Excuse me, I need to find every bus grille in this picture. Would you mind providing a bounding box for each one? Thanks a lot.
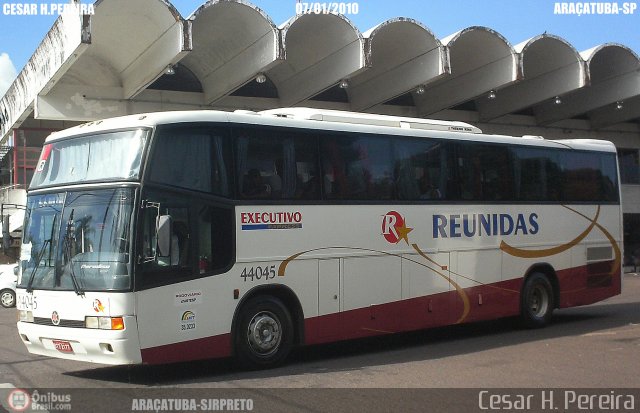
[33,317,85,328]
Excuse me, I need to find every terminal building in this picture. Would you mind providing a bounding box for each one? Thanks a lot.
[0,0,639,267]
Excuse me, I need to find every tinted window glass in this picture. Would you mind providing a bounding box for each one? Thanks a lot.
[454,143,514,201]
[139,189,234,288]
[321,134,394,200]
[600,153,620,201]
[562,151,618,202]
[196,202,234,273]
[235,129,319,200]
[150,127,230,196]
[395,140,449,200]
[512,147,562,202]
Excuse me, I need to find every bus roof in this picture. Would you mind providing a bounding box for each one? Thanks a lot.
[45,109,617,153]
[257,108,483,134]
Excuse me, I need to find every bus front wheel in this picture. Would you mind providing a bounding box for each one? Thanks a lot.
[520,273,554,328]
[235,295,294,369]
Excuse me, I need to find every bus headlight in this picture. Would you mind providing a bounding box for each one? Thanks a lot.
[18,310,34,322]
[85,316,125,330]
[85,316,99,329]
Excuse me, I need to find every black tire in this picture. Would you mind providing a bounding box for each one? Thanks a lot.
[234,296,294,369]
[1,289,16,308]
[520,273,554,328]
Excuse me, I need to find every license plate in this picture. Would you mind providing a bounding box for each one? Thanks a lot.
[52,340,74,353]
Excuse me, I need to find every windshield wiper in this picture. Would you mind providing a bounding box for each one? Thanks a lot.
[26,213,58,293]
[64,209,84,296]
[26,239,50,293]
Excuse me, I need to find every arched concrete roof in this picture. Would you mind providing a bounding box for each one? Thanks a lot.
[584,43,640,81]
[348,18,447,111]
[3,0,640,141]
[266,12,366,107]
[34,0,190,122]
[477,34,585,121]
[182,0,280,104]
[535,43,640,126]
[583,44,640,128]
[415,26,518,116]
[73,0,188,97]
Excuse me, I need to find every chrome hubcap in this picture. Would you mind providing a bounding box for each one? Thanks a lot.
[247,311,281,356]
[1,291,14,307]
[530,285,549,317]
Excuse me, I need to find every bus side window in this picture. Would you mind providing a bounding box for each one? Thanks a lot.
[235,129,319,200]
[320,134,393,200]
[455,145,482,200]
[149,126,230,198]
[196,203,233,274]
[512,147,562,202]
[455,143,513,201]
[237,133,284,199]
[394,140,447,201]
[561,151,617,202]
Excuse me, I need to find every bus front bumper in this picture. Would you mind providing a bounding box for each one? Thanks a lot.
[16,316,142,365]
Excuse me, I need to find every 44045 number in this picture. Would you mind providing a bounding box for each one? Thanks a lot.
[240,265,276,282]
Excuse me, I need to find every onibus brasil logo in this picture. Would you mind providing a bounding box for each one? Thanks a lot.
[7,389,31,412]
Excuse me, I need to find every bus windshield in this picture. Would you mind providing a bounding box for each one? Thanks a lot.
[18,188,135,292]
[29,129,148,189]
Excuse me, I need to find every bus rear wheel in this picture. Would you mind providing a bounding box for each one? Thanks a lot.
[520,273,554,328]
[235,296,293,369]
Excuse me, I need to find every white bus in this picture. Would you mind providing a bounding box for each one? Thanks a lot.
[15,108,622,368]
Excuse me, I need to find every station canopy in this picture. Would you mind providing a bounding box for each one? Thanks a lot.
[0,0,639,142]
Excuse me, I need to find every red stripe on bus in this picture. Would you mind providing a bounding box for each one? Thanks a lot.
[556,260,621,308]
[305,261,620,345]
[305,278,524,345]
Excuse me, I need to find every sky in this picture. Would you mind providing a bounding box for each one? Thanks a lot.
[0,0,638,96]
